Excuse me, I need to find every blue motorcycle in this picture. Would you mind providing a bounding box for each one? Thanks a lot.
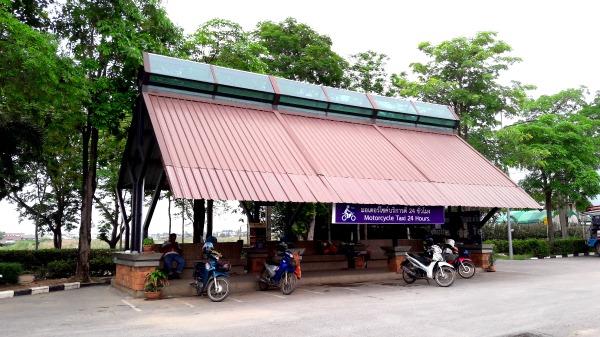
[192,252,230,302]
[258,244,301,295]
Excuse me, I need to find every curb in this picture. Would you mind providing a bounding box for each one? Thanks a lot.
[529,252,595,260]
[0,279,110,299]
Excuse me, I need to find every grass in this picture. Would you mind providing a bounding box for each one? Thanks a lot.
[0,239,110,250]
[494,253,534,260]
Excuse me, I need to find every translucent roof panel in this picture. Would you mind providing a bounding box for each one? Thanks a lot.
[276,77,328,101]
[413,101,457,120]
[147,53,214,83]
[324,87,372,109]
[372,95,418,115]
[213,66,273,93]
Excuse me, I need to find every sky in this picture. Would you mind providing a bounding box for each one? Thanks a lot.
[1,0,599,236]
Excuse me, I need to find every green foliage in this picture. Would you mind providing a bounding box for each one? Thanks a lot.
[255,17,348,86]
[483,223,585,240]
[185,18,268,72]
[392,31,532,159]
[143,237,154,246]
[0,248,113,271]
[0,262,23,284]
[144,269,168,292]
[90,256,115,277]
[346,50,393,96]
[486,238,590,256]
[47,259,75,278]
[0,4,84,200]
[498,109,600,236]
[0,231,4,240]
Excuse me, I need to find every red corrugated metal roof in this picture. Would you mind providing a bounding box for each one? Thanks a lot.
[144,91,540,209]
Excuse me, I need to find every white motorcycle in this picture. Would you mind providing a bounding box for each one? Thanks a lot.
[401,245,456,287]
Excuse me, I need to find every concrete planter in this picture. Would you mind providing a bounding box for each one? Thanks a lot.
[18,274,35,285]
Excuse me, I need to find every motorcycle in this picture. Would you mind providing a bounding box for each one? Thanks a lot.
[401,244,456,287]
[443,244,476,279]
[258,244,302,295]
[192,251,231,302]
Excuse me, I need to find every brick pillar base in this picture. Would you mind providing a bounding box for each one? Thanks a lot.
[469,252,491,269]
[247,251,268,274]
[387,254,406,273]
[113,252,161,296]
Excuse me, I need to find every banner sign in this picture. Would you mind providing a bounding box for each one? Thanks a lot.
[332,203,445,225]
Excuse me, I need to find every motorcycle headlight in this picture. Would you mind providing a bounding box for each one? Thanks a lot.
[205,262,210,269]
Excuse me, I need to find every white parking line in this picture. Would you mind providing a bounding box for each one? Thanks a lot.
[121,299,142,312]
[174,298,195,308]
[300,289,324,295]
[266,293,287,299]
[229,297,244,303]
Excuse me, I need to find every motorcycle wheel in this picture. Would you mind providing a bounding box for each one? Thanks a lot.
[402,268,416,284]
[280,271,297,295]
[434,265,456,287]
[457,261,476,279]
[258,270,270,291]
[194,281,203,296]
[207,277,230,302]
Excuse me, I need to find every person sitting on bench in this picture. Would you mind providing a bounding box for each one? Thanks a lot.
[161,233,185,279]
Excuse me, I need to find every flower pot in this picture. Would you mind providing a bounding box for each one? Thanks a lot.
[144,291,161,300]
[143,245,154,253]
[18,274,35,285]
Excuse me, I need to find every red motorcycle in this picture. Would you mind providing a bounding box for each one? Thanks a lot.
[443,240,476,279]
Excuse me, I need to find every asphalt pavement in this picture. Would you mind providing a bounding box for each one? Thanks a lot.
[0,257,599,337]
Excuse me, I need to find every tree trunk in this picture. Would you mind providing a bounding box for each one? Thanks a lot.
[193,199,205,243]
[545,189,554,242]
[34,221,39,251]
[53,226,62,249]
[76,125,98,282]
[559,204,568,238]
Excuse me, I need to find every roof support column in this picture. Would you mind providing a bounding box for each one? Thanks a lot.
[206,199,214,238]
[131,177,145,252]
[116,188,130,251]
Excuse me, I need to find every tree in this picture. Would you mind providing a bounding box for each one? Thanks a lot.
[0,231,4,240]
[522,87,589,119]
[55,0,183,281]
[392,31,532,159]
[95,132,128,249]
[185,19,268,73]
[255,17,348,86]
[10,0,54,30]
[0,2,83,200]
[346,50,394,96]
[498,112,600,241]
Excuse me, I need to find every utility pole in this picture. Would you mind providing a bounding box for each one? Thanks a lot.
[507,208,513,259]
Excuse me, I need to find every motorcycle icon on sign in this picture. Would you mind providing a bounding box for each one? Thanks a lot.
[341,205,357,222]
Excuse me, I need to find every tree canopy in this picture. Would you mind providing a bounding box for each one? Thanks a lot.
[392,31,532,158]
[498,96,600,240]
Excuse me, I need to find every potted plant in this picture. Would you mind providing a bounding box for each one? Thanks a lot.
[18,271,35,285]
[486,252,496,272]
[142,237,155,253]
[144,269,169,300]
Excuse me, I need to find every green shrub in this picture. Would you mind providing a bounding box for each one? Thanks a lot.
[143,237,154,245]
[90,256,115,277]
[0,262,23,284]
[0,249,114,276]
[47,260,75,278]
[486,238,589,257]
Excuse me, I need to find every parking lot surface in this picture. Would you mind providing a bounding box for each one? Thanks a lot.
[1,257,599,337]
